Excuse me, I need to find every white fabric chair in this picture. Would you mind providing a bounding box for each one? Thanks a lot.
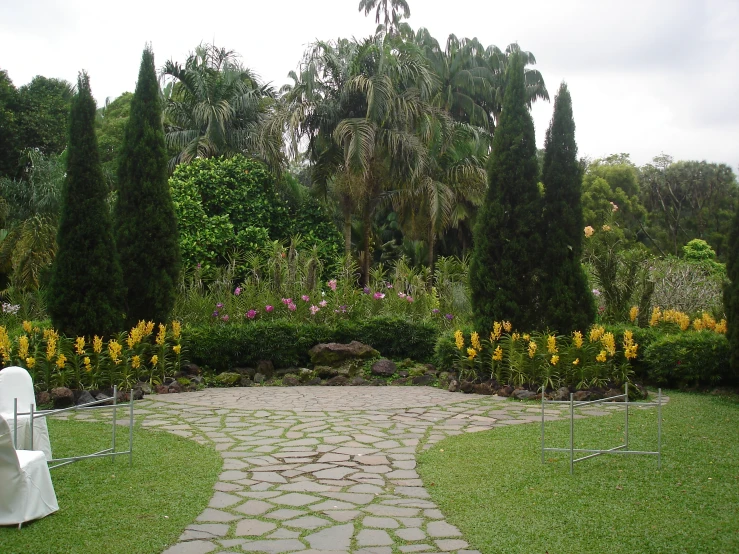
[0,414,59,527]
[0,366,53,460]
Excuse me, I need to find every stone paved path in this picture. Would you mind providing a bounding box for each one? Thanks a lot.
[61,386,664,554]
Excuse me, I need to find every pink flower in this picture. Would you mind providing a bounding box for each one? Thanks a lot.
[246,309,257,319]
[265,305,274,312]
[327,279,337,291]
[397,292,406,298]
[301,295,310,302]
[406,296,414,303]
[234,287,241,296]
[310,305,320,315]
[288,302,297,311]
[386,282,393,289]
[281,297,292,305]
[221,315,229,322]
[373,292,385,300]
[319,300,328,307]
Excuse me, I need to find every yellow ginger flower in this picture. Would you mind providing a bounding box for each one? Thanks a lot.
[523,333,530,342]
[93,335,103,354]
[547,334,558,354]
[589,326,605,343]
[56,353,67,369]
[18,335,29,359]
[173,344,181,355]
[43,328,59,341]
[601,332,616,357]
[108,340,122,365]
[22,320,33,334]
[692,318,704,331]
[127,326,143,349]
[572,358,580,366]
[75,336,86,355]
[492,346,503,361]
[471,332,482,351]
[701,312,716,330]
[131,355,141,369]
[0,327,10,362]
[602,224,611,232]
[629,306,639,322]
[150,354,158,366]
[596,350,607,362]
[502,321,512,332]
[715,319,727,334]
[649,307,662,327]
[572,330,584,349]
[156,324,167,346]
[172,321,182,340]
[454,330,465,350]
[144,321,155,335]
[491,321,502,341]
[46,336,57,361]
[623,330,638,360]
[528,341,537,358]
[83,357,91,372]
[25,357,35,369]
[467,348,477,360]
[511,332,520,342]
[550,355,559,365]
[584,226,594,238]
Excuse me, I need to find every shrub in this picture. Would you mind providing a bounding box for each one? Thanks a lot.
[643,332,734,387]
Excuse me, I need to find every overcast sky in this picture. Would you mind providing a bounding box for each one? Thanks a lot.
[2,0,737,170]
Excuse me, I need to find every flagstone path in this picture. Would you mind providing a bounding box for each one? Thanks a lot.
[63,386,665,554]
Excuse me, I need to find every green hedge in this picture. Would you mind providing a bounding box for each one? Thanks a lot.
[183,317,439,371]
[643,331,734,387]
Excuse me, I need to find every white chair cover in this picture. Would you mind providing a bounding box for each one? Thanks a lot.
[0,366,52,460]
[0,414,59,526]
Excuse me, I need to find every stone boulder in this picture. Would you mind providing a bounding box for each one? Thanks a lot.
[513,388,537,400]
[325,375,349,386]
[76,390,96,406]
[168,381,182,394]
[309,341,379,366]
[351,377,370,386]
[155,384,169,394]
[552,387,570,401]
[473,383,495,396]
[256,360,274,379]
[35,391,51,407]
[215,372,241,386]
[51,387,74,408]
[282,374,300,387]
[497,385,514,397]
[447,379,459,393]
[412,374,435,386]
[605,388,625,401]
[460,381,475,394]
[181,363,201,376]
[371,358,397,377]
[573,390,592,402]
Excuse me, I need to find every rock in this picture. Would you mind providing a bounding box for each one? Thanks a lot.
[282,374,300,387]
[370,378,387,386]
[573,390,592,401]
[93,392,111,404]
[412,374,435,386]
[497,385,514,397]
[552,387,570,401]
[155,384,169,394]
[298,368,313,382]
[256,360,274,378]
[76,390,96,406]
[513,389,537,400]
[351,377,369,386]
[313,365,338,378]
[253,373,266,384]
[460,381,475,394]
[239,376,252,387]
[181,363,201,376]
[392,377,409,386]
[215,372,240,386]
[305,377,322,386]
[135,382,152,395]
[35,391,51,407]
[308,341,379,366]
[605,388,625,401]
[168,381,183,394]
[50,387,74,408]
[631,383,649,400]
[371,358,397,376]
[447,379,459,392]
[132,388,145,400]
[190,375,203,386]
[473,383,495,395]
[424,363,437,374]
[326,375,349,386]
[397,369,409,378]
[232,367,254,377]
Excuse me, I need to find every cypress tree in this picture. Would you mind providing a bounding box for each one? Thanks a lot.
[469,53,543,333]
[115,46,181,327]
[540,82,595,333]
[47,72,124,336]
[724,204,739,377]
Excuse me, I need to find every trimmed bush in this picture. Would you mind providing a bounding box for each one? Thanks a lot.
[643,332,734,387]
[183,317,439,371]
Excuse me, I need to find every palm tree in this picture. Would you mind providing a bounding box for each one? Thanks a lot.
[358,0,411,35]
[161,43,285,171]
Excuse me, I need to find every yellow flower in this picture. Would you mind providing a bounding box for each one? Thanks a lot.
[550,355,559,365]
[629,306,639,322]
[25,357,36,369]
[601,332,616,357]
[584,226,594,238]
[172,320,182,340]
[715,319,727,334]
[502,321,512,333]
[649,306,662,327]
[491,321,502,341]
[127,326,143,349]
[624,345,638,360]
[56,353,67,369]
[150,354,158,366]
[144,321,155,335]
[692,318,704,331]
[701,312,716,331]
[572,330,583,349]
[492,346,503,361]
[467,347,477,360]
[572,358,580,366]
[454,330,465,350]
[528,341,537,358]
[46,336,57,361]
[93,335,103,354]
[75,336,86,355]
[156,324,167,346]
[108,340,122,365]
[131,355,141,369]
[471,332,482,351]
[596,350,607,363]
[173,344,181,355]
[602,224,611,232]
[546,334,557,354]
[18,335,29,359]
[589,326,605,343]
[511,332,520,342]
[523,333,530,342]
[22,320,32,334]
[83,357,91,371]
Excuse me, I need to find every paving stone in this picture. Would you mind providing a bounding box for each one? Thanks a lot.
[435,539,469,551]
[324,492,375,504]
[267,529,301,539]
[180,524,229,540]
[284,515,331,529]
[241,539,307,553]
[363,516,399,529]
[423,509,444,519]
[305,523,354,550]
[310,500,357,511]
[355,549,393,554]
[355,455,389,465]
[397,517,423,527]
[364,505,419,517]
[208,492,242,509]
[323,510,362,522]
[218,470,249,481]
[251,471,288,483]
[235,519,277,536]
[235,499,273,516]
[272,492,321,506]
[356,529,394,546]
[196,509,241,522]
[162,541,216,554]
[312,466,356,480]
[264,508,306,520]
[395,527,426,541]
[399,546,434,553]
[347,483,384,494]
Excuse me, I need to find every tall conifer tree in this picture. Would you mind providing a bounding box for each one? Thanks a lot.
[540,82,595,333]
[115,46,181,327]
[47,72,124,336]
[724,205,739,377]
[469,52,543,333]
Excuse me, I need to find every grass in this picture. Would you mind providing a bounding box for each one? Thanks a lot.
[0,418,221,554]
[418,391,739,554]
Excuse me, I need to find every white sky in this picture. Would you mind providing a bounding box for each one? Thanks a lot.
[2,0,738,170]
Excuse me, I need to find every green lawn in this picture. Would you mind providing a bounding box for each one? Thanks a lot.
[1,418,221,554]
[418,391,739,554]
